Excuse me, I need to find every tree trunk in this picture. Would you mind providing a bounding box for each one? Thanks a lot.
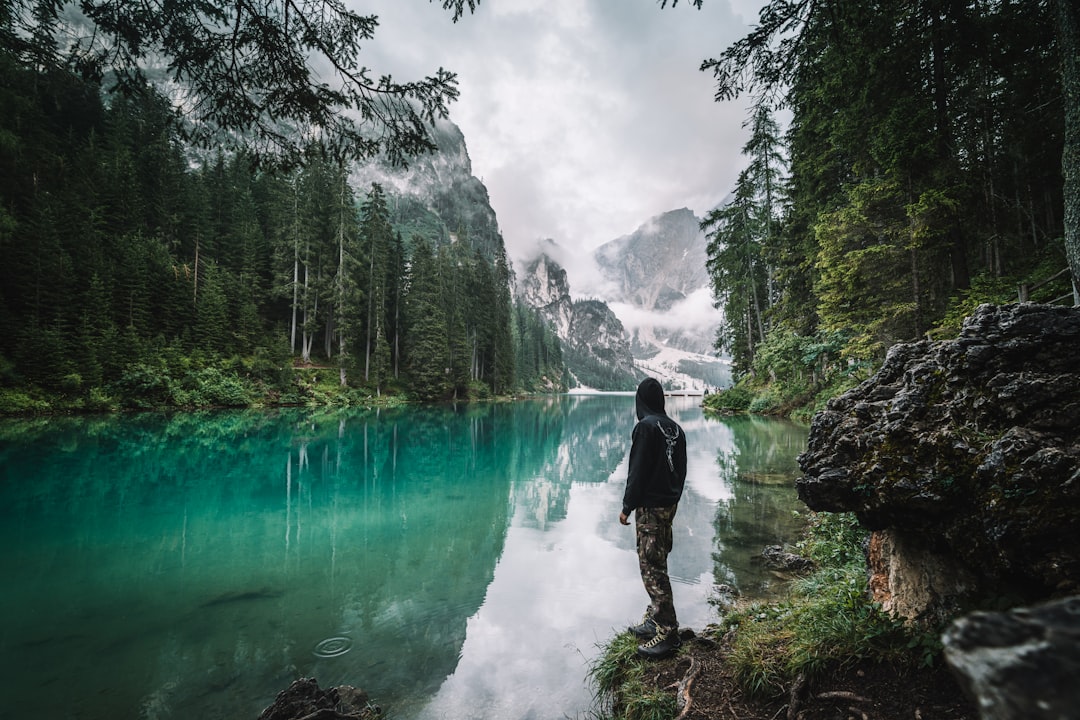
[338,178,347,387]
[1057,0,1080,303]
[365,245,375,382]
[193,236,200,305]
[746,222,766,345]
[290,181,300,353]
[324,312,333,359]
[393,297,400,379]
[301,257,313,363]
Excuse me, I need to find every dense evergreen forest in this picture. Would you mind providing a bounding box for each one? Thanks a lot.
[699,0,1079,415]
[0,5,567,413]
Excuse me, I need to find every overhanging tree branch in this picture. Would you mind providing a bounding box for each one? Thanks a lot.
[3,0,479,168]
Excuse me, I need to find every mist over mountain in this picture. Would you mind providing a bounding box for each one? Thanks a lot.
[594,208,716,353]
[351,118,506,264]
[591,209,730,391]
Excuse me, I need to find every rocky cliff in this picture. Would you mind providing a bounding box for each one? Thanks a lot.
[518,253,574,338]
[351,118,506,263]
[796,303,1080,624]
[518,253,638,390]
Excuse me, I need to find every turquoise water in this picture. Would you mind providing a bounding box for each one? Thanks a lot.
[0,395,807,720]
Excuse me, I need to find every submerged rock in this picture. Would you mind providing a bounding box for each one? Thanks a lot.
[257,677,381,720]
[942,595,1080,719]
[761,545,815,574]
[797,303,1080,622]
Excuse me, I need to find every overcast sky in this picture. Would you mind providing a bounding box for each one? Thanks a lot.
[361,0,764,292]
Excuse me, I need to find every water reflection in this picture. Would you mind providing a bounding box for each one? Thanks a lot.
[707,414,812,598]
[0,397,807,720]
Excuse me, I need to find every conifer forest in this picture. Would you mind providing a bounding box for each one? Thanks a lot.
[698,0,1078,411]
[0,0,566,411]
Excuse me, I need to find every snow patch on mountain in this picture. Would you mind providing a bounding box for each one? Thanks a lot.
[634,345,731,394]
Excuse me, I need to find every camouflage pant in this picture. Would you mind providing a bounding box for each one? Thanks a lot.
[635,504,678,631]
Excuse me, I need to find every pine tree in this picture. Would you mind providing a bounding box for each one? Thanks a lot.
[439,239,471,399]
[491,248,516,393]
[404,237,451,401]
[700,0,1068,365]
[359,183,393,384]
[385,231,407,379]
[703,105,785,375]
[330,164,360,385]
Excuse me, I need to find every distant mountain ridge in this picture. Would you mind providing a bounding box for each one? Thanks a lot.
[594,207,717,356]
[592,209,730,390]
[595,208,709,313]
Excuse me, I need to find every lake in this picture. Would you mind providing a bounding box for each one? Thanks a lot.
[0,394,808,720]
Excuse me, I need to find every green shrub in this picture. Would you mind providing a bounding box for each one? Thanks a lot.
[703,384,752,413]
[169,366,254,407]
[747,389,782,414]
[467,380,493,400]
[0,389,51,414]
[719,568,909,698]
[86,387,118,412]
[112,362,171,409]
[796,511,867,568]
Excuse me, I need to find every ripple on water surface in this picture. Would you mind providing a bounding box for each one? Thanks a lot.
[313,636,353,658]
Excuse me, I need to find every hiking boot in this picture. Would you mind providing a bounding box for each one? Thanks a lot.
[637,628,681,659]
[628,615,658,640]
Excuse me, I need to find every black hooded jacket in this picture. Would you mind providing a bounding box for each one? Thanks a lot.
[621,377,687,516]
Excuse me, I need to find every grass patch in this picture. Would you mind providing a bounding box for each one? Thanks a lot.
[588,512,944,714]
[713,512,921,699]
[586,633,679,720]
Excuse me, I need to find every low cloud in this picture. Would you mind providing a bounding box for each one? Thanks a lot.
[609,287,720,333]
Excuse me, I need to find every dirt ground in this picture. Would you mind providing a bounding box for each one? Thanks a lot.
[641,631,977,720]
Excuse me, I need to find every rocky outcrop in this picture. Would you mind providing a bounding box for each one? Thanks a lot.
[518,253,574,338]
[564,299,637,385]
[797,303,1080,623]
[942,595,1080,720]
[761,545,815,574]
[351,117,506,263]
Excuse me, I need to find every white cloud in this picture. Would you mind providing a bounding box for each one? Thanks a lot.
[360,0,760,271]
[609,286,719,333]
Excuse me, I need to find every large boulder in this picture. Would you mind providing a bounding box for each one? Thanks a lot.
[942,595,1080,719]
[797,303,1080,622]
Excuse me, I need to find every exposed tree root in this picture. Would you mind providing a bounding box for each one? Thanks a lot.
[665,655,702,720]
[787,672,809,719]
[815,690,870,703]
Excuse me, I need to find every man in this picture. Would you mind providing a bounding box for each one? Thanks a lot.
[619,377,688,659]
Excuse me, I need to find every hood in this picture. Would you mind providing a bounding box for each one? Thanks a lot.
[635,377,666,420]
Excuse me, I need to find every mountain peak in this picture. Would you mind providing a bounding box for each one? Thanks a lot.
[594,207,710,316]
